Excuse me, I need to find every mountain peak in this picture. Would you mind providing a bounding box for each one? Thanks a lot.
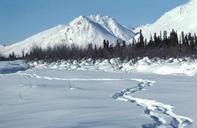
[1,14,134,56]
[76,15,88,20]
[89,14,111,20]
[70,15,90,26]
[88,14,134,41]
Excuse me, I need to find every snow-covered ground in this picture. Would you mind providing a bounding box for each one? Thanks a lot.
[0,60,196,128]
[31,58,197,76]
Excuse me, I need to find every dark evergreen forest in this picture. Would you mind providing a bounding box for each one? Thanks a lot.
[1,30,197,62]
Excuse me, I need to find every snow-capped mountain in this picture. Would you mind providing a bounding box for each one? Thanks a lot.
[0,15,134,56]
[134,0,197,39]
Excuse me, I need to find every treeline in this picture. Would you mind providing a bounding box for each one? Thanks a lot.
[2,30,197,62]
[0,52,18,61]
[25,30,197,62]
[0,51,24,61]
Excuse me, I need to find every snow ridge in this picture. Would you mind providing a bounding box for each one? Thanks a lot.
[113,79,193,128]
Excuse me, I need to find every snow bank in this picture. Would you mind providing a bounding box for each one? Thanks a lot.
[29,58,197,76]
[126,58,197,76]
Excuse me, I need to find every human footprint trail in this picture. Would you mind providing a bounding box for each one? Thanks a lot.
[113,79,193,128]
[15,72,193,127]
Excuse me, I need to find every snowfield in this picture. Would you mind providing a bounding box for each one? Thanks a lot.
[0,60,196,128]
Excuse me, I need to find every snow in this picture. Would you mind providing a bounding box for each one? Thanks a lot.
[0,15,134,56]
[0,60,196,128]
[0,60,29,74]
[134,0,197,39]
[89,14,135,41]
[30,58,197,76]
[1,2,197,127]
[0,25,67,56]
[113,79,193,128]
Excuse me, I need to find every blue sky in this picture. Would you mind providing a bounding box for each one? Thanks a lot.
[0,0,188,45]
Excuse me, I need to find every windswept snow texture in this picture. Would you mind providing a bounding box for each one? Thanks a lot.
[134,0,197,39]
[30,58,197,76]
[0,14,134,56]
[113,79,193,128]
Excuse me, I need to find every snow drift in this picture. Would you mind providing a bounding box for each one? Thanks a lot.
[29,57,197,76]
